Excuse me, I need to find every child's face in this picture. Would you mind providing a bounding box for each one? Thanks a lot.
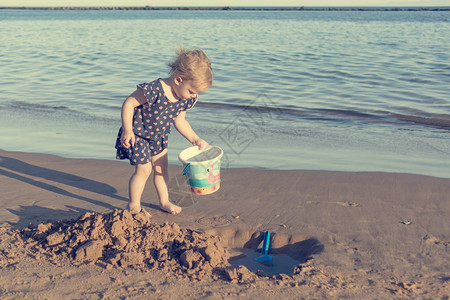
[172,77,209,100]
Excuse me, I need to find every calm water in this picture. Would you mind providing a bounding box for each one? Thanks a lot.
[1,9,449,178]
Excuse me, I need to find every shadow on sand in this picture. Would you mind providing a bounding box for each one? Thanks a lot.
[211,228,324,277]
[231,232,324,276]
[0,156,132,228]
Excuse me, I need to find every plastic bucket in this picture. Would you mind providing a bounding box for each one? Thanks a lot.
[178,145,224,195]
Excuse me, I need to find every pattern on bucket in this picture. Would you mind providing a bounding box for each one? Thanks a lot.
[179,146,223,195]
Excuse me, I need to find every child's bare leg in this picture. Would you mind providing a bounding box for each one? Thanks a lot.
[152,149,182,215]
[127,162,152,217]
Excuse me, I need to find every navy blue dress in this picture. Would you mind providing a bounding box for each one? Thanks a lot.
[115,79,197,165]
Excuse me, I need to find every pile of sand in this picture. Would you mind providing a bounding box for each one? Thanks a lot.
[16,209,254,281]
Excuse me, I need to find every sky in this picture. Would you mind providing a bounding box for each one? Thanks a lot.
[0,0,448,7]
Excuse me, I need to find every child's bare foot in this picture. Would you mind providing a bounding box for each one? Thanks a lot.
[160,202,182,215]
[126,204,151,218]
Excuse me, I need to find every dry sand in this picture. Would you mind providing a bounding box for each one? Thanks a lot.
[0,149,448,299]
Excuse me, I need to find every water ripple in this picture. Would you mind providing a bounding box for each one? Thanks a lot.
[0,9,449,176]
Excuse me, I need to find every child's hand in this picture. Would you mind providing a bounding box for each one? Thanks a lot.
[121,130,135,149]
[192,138,208,150]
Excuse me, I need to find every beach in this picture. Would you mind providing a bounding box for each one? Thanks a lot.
[1,9,449,298]
[0,149,448,299]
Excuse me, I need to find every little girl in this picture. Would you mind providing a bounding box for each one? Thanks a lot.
[115,47,212,216]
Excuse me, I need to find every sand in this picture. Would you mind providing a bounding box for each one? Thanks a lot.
[0,149,449,299]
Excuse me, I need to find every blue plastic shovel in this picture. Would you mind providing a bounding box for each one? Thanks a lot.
[255,231,272,264]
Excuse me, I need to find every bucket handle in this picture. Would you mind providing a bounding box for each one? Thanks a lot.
[182,163,191,175]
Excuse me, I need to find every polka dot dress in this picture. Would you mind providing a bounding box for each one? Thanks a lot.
[115,79,197,165]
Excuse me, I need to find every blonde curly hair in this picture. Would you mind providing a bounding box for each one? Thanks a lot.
[168,46,213,88]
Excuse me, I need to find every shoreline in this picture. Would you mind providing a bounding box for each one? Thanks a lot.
[1,6,449,11]
[2,148,449,180]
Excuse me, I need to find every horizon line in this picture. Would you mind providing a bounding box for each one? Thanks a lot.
[1,4,450,7]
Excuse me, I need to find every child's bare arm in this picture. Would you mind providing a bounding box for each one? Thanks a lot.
[174,111,208,149]
[120,89,147,148]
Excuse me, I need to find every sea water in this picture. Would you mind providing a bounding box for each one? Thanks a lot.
[0,9,449,178]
